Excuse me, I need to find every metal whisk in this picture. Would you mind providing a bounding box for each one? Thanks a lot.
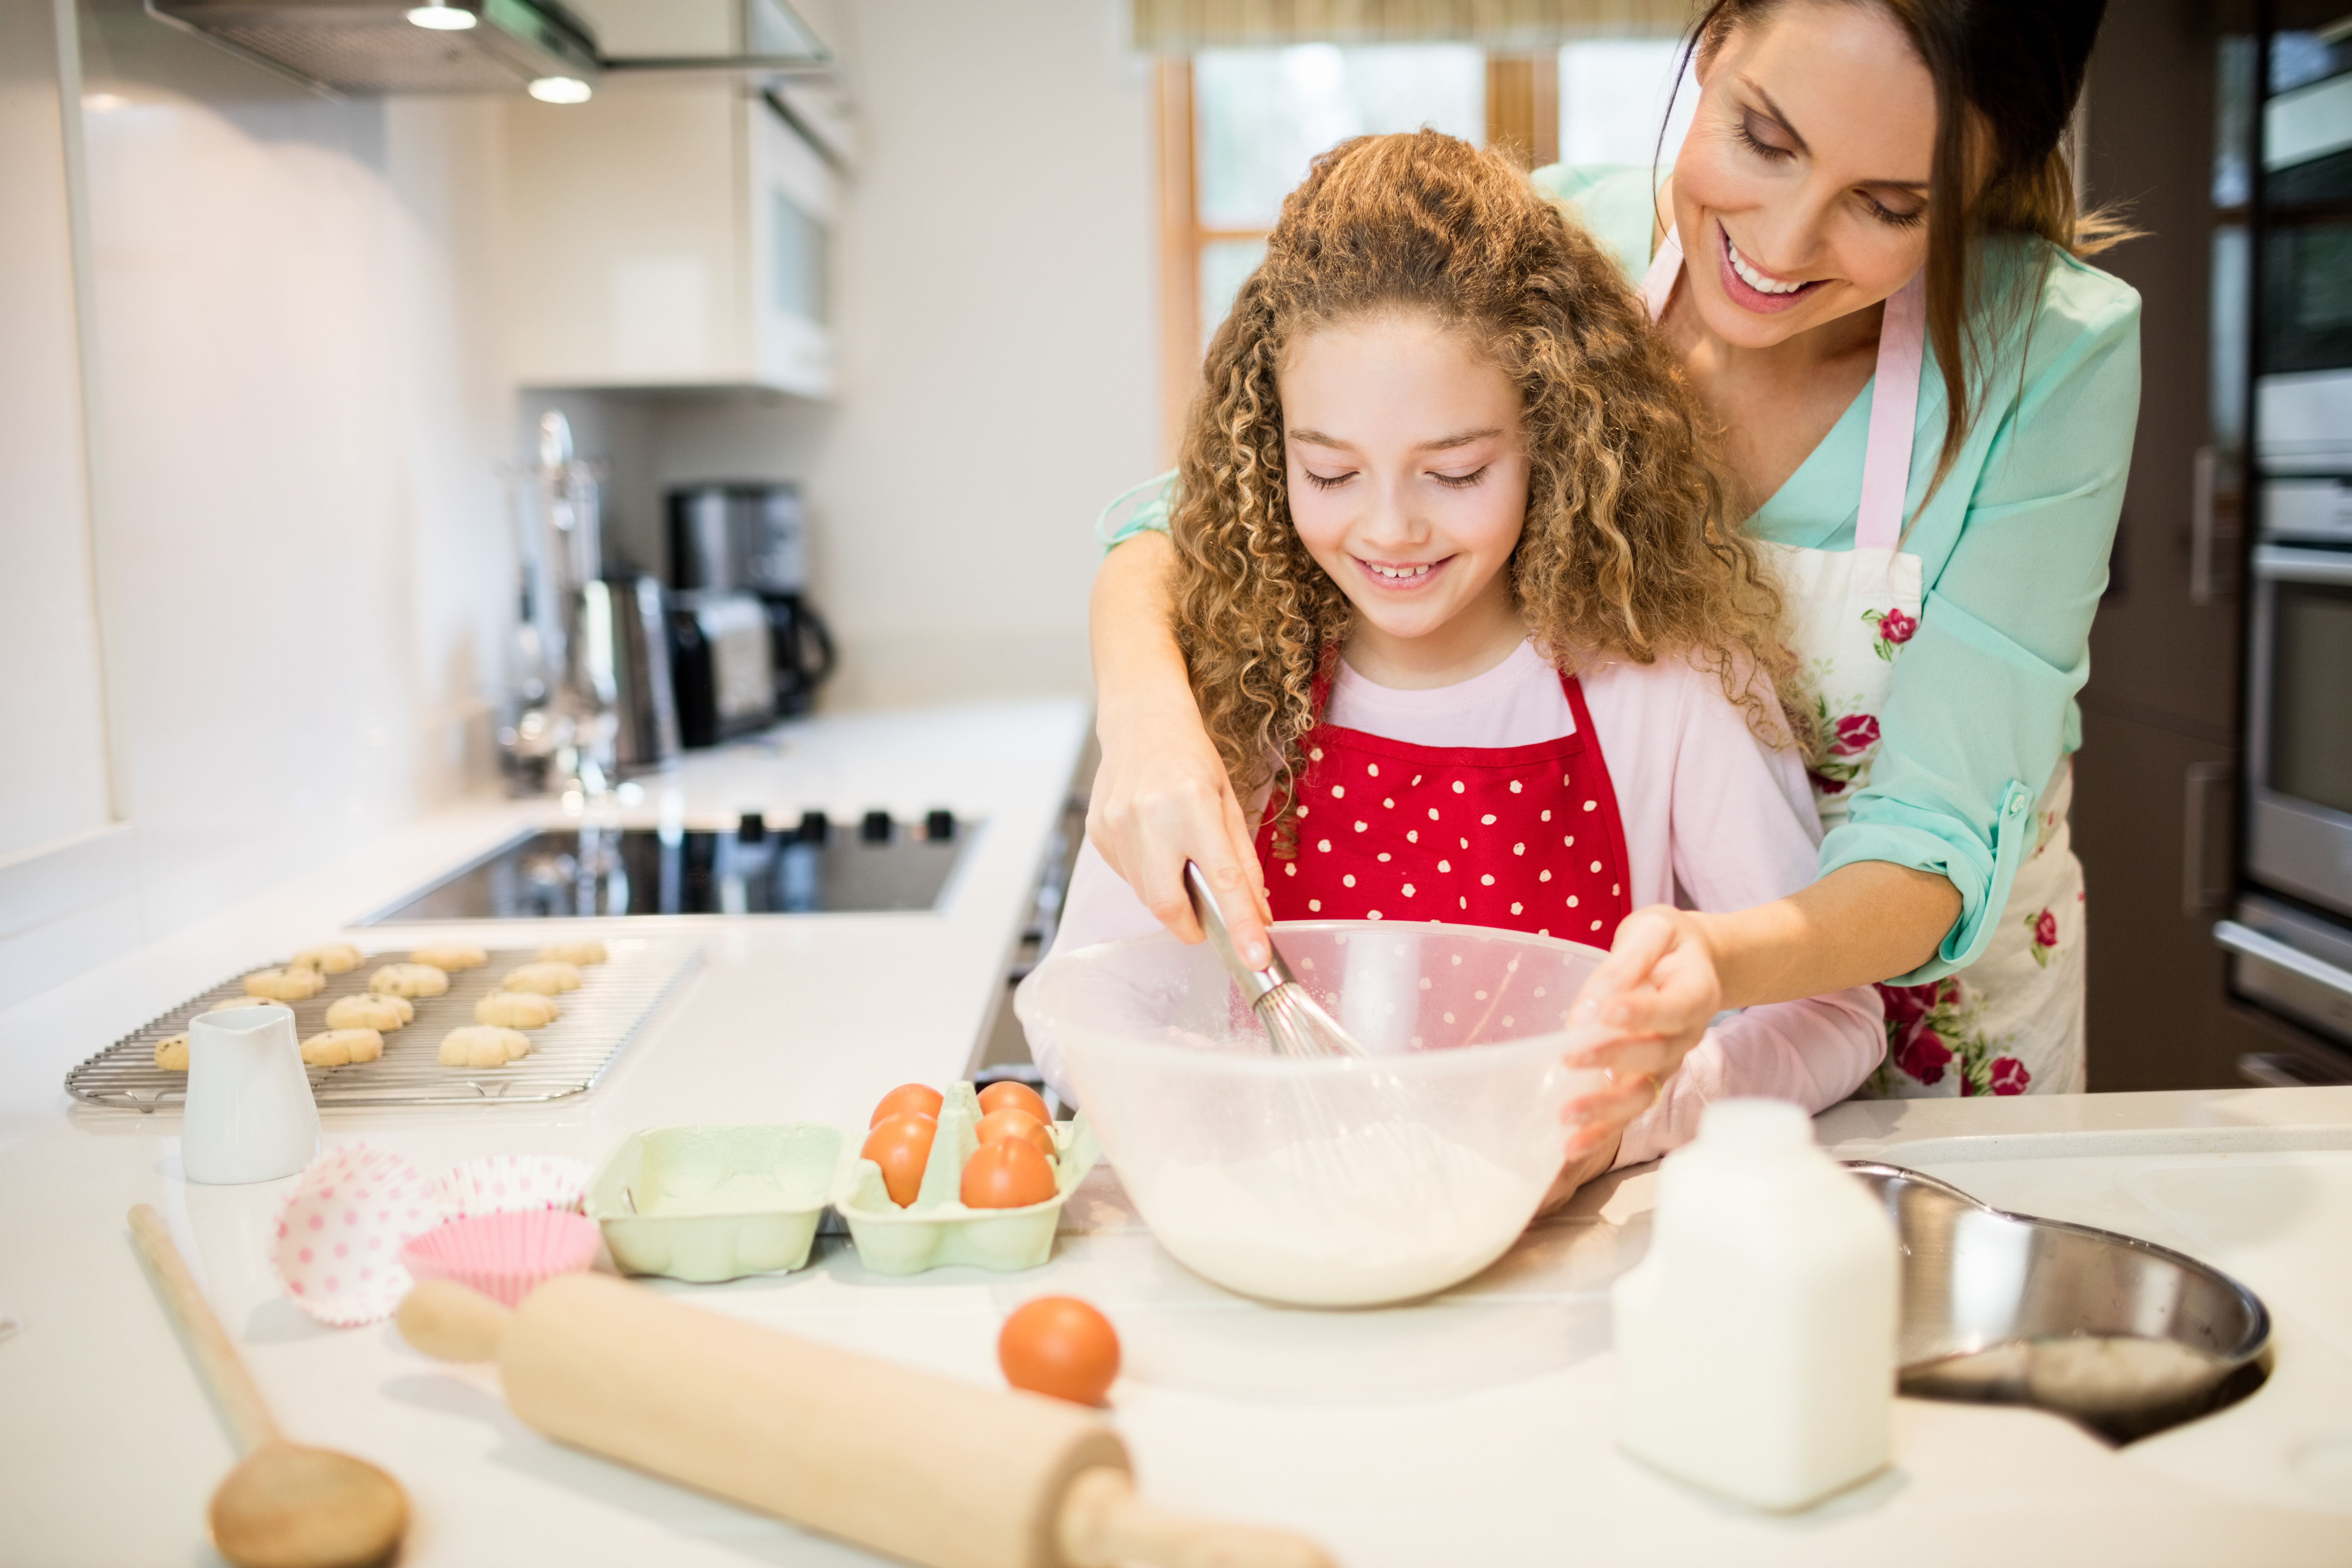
[1184,862,1366,1059]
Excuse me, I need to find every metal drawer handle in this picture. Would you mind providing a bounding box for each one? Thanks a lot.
[2214,919,2352,1002]
[2252,543,2352,586]
[2182,762,2233,917]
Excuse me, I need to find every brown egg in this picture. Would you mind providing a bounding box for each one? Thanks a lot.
[975,1107,1055,1162]
[976,1080,1052,1126]
[861,1112,938,1207]
[960,1137,1057,1210]
[998,1296,1120,1405]
[870,1082,946,1127]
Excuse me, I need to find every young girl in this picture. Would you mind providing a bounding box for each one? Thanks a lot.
[1042,131,1880,1187]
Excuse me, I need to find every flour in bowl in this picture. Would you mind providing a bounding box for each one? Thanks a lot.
[1136,1120,1540,1307]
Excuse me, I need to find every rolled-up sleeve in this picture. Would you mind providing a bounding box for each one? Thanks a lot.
[1823,261,2141,982]
[1096,469,1178,550]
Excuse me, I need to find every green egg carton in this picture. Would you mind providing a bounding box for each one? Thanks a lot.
[835,1082,1099,1275]
[586,1123,851,1283]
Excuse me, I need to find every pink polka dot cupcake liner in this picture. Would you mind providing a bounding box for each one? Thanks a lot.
[271,1143,441,1327]
[398,1209,601,1309]
[433,1154,593,1219]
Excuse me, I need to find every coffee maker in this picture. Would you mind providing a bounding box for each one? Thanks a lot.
[668,483,837,719]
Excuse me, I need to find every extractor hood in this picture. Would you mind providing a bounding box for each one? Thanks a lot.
[147,0,601,95]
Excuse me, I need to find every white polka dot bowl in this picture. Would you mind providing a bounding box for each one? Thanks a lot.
[1015,920,1614,1309]
[433,1154,593,1218]
[271,1143,442,1326]
[398,1210,601,1309]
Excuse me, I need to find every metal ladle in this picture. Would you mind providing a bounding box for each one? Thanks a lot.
[1183,861,1365,1059]
[129,1205,407,1568]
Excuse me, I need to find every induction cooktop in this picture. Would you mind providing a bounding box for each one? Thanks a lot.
[360,812,973,922]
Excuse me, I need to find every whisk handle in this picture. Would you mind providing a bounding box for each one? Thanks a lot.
[1184,860,1289,1000]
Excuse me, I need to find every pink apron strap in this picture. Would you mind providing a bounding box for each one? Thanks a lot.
[1856,271,1926,551]
[1639,228,1684,322]
[1640,223,1924,552]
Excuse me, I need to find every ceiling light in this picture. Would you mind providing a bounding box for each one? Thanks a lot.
[528,76,593,104]
[405,2,477,29]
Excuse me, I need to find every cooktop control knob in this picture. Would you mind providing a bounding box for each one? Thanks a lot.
[737,811,767,844]
[794,810,829,845]
[924,809,956,841]
[860,810,893,843]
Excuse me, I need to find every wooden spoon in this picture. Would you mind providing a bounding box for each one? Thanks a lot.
[128,1204,408,1568]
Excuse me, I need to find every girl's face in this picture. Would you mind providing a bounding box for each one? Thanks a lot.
[1279,313,1529,677]
[1671,0,1938,349]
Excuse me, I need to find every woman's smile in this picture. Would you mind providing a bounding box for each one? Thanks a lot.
[1716,224,1827,315]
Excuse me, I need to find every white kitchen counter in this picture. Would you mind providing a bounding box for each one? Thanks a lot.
[3,698,2348,1566]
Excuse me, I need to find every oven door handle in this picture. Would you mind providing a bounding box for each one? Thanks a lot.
[2252,544,2352,586]
[2215,920,2352,1002]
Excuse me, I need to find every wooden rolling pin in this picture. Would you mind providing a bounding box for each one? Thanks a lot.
[398,1276,1333,1568]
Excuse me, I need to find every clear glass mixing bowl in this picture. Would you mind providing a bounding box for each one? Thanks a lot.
[1015,921,1611,1308]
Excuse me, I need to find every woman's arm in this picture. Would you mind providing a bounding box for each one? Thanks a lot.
[1574,864,1956,1066]
[1087,532,1273,967]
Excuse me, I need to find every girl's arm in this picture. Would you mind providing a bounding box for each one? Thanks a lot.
[1087,532,1275,968]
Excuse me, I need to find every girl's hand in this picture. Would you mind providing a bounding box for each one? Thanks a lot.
[1087,688,1273,968]
[1567,905,1725,1083]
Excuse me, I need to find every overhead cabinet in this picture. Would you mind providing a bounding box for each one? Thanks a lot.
[502,82,834,396]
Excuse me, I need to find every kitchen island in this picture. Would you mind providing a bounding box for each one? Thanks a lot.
[2,695,2348,1564]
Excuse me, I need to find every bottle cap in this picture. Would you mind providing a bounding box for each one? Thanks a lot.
[1696,1098,1813,1154]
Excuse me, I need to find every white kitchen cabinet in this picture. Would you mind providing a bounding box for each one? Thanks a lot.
[501,80,834,396]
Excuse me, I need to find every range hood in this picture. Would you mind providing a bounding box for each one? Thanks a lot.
[148,0,601,95]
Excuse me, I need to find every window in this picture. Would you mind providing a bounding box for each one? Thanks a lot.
[1156,38,1694,455]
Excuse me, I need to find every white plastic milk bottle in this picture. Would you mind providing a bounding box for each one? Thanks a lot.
[1611,1098,1899,1511]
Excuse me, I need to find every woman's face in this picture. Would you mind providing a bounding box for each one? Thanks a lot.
[1671,0,1938,349]
[1279,312,1528,666]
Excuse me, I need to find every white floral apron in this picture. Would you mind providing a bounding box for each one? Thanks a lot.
[1643,234,2084,1097]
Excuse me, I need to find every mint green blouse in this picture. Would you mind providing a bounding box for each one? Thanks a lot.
[1100,164,2142,984]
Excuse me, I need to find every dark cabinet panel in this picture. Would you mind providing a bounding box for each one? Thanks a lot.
[2075,706,2271,1088]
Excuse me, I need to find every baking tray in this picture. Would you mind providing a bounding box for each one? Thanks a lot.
[66,938,699,1109]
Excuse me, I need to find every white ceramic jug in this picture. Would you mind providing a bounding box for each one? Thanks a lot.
[182,1002,319,1185]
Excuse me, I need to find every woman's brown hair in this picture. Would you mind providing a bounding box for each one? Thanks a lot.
[1689,0,2130,491]
[1168,131,1786,832]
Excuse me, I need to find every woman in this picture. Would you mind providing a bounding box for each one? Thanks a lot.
[1086,0,2139,1101]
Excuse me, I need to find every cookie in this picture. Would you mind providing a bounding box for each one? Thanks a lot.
[535,939,608,966]
[154,1034,190,1071]
[369,963,450,998]
[501,961,581,995]
[439,1025,530,1068]
[300,1028,384,1067]
[474,991,560,1029]
[411,944,488,972]
[288,942,363,974]
[326,993,412,1032]
[244,967,325,1001]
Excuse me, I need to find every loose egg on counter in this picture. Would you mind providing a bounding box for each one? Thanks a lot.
[975,1108,1055,1162]
[959,1137,1056,1210]
[862,1112,938,1207]
[870,1083,945,1127]
[998,1296,1120,1406]
[975,1081,1051,1126]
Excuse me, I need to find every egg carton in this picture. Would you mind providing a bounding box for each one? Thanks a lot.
[582,1087,1097,1284]
[587,1123,852,1284]
[833,1082,1099,1276]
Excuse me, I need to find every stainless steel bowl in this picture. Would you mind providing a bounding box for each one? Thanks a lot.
[1849,1162,2271,1443]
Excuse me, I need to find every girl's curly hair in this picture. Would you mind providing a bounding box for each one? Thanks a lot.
[1169,130,1791,826]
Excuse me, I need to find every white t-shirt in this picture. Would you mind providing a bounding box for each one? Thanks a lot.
[1045,640,1885,1168]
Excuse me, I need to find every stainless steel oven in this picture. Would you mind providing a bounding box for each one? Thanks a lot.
[2220,33,2352,1074]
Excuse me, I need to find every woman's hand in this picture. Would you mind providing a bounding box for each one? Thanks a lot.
[1088,534,1273,966]
[1567,905,1726,1084]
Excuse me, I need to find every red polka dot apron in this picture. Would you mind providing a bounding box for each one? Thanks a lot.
[1253,667,1634,945]
[1638,230,2084,1098]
